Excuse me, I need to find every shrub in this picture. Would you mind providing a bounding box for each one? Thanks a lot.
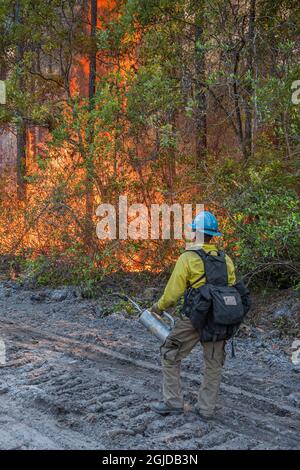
[203,153,300,288]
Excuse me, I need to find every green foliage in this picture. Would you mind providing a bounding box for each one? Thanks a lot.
[20,250,107,288]
[202,154,300,287]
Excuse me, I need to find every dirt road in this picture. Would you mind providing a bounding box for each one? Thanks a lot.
[0,281,299,450]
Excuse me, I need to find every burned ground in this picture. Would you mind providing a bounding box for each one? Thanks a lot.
[0,281,299,450]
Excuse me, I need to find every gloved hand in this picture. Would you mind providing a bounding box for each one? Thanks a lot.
[150,302,162,316]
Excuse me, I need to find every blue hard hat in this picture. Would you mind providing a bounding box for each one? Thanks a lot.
[189,211,222,237]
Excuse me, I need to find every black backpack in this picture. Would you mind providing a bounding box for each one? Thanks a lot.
[182,249,251,344]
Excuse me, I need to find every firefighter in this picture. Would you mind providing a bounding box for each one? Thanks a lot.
[150,211,236,419]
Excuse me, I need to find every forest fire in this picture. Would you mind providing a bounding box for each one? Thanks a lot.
[0,0,299,285]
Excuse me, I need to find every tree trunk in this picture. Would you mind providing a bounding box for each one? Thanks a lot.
[0,62,6,81]
[244,0,256,160]
[233,50,246,157]
[15,0,27,200]
[16,121,27,200]
[84,0,97,252]
[194,1,207,164]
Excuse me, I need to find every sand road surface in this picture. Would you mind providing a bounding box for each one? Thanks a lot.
[0,281,299,450]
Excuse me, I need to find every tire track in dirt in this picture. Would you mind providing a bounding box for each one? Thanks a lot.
[0,320,299,449]
[2,319,300,417]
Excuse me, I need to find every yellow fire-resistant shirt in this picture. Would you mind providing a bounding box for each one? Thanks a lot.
[157,243,236,311]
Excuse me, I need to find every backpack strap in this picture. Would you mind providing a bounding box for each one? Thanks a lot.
[187,248,224,259]
[189,272,205,288]
[185,249,207,288]
[186,248,207,259]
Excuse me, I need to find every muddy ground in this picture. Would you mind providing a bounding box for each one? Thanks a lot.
[0,280,299,450]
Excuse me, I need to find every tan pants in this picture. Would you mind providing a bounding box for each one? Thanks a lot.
[160,315,226,416]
